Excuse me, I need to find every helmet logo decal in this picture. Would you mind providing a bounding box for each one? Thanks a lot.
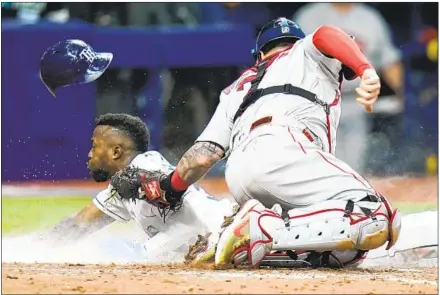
[252,17,305,61]
[79,47,96,63]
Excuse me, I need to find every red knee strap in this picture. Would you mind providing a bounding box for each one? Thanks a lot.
[379,194,401,250]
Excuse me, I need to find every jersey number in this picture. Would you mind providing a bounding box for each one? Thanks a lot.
[236,75,257,91]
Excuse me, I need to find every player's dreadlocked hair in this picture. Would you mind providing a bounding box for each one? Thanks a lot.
[96,113,150,152]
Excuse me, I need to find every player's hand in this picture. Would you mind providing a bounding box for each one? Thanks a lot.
[355,68,381,113]
[110,167,168,205]
[110,167,184,208]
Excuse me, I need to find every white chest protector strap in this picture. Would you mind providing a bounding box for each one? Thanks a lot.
[245,196,401,267]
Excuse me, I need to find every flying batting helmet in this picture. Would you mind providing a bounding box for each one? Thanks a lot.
[251,17,305,60]
[39,39,113,97]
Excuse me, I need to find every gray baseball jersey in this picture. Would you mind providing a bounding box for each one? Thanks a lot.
[196,30,376,209]
[197,32,343,155]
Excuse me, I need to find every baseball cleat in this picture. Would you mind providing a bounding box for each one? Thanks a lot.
[214,199,262,268]
[185,232,218,265]
[185,203,241,266]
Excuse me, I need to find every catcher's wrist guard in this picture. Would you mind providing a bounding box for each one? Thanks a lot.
[159,172,186,206]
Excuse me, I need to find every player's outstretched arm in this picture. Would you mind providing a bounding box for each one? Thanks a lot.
[39,202,115,245]
[175,141,225,185]
[111,141,225,208]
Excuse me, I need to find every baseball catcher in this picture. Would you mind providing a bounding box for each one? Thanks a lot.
[129,17,402,269]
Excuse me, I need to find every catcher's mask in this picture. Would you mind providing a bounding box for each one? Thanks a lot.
[252,17,305,61]
[39,39,113,97]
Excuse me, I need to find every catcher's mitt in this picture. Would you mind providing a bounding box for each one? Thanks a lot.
[110,166,184,209]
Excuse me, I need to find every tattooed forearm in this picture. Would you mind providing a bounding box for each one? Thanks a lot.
[176,141,225,184]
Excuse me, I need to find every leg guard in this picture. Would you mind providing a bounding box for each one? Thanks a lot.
[214,195,401,268]
[271,196,401,252]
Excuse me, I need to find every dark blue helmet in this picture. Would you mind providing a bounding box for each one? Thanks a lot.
[39,39,113,97]
[252,17,305,60]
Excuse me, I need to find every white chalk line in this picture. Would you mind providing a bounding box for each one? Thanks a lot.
[4,264,437,287]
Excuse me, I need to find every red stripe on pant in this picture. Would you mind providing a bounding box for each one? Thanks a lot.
[316,151,370,189]
[288,127,306,154]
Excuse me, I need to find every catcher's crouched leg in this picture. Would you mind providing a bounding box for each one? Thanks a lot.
[214,196,402,268]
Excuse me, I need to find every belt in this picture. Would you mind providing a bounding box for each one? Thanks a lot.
[249,116,317,144]
[250,116,273,131]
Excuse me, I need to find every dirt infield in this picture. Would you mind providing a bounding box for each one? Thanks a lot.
[2,176,438,294]
[2,263,438,294]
